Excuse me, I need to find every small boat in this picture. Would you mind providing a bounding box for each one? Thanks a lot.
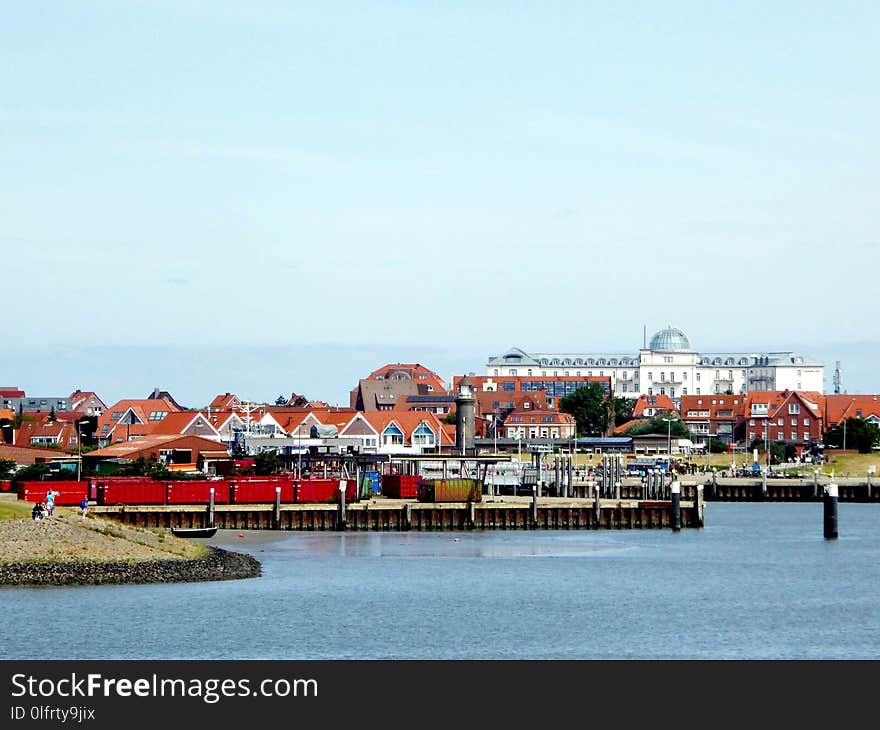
[171,527,218,539]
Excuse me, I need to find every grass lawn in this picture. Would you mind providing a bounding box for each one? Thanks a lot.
[819,452,880,477]
[0,500,34,521]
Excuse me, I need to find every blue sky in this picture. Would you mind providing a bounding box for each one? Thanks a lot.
[2,2,878,405]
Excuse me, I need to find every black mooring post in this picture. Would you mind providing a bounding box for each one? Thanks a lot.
[824,483,838,539]
[208,487,215,528]
[671,481,681,532]
[273,486,281,529]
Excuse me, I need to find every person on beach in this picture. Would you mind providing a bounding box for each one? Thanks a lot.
[32,502,47,521]
[45,489,57,516]
[80,496,88,517]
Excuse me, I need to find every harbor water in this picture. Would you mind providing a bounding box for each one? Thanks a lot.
[3,503,879,659]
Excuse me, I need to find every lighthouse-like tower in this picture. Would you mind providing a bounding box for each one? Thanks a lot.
[455,376,476,456]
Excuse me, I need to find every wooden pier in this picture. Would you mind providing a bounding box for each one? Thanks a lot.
[92,494,704,532]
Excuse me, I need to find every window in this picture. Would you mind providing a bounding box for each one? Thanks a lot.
[803,419,809,426]
[788,404,800,414]
[622,383,628,393]
[412,423,435,447]
[777,431,784,440]
[509,369,516,376]
[683,372,687,380]
[648,388,653,395]
[660,388,665,395]
[777,418,784,426]
[664,356,672,363]
[493,369,498,376]
[576,371,581,376]
[749,431,755,441]
[715,370,720,379]
[648,372,653,380]
[111,411,122,421]
[791,418,797,426]
[790,433,796,441]
[670,388,675,397]
[382,423,404,445]
[696,388,701,395]
[728,370,733,380]
[149,411,168,421]
[750,419,755,426]
[682,388,687,395]
[803,432,810,441]
[696,372,701,382]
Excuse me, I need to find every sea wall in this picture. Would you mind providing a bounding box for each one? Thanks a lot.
[0,546,261,587]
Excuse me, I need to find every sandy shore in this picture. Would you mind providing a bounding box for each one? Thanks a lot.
[0,507,261,585]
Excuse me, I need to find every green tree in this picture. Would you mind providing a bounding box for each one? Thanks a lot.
[443,410,457,425]
[254,450,280,476]
[0,459,17,480]
[709,439,728,454]
[626,416,691,438]
[49,406,56,422]
[612,397,636,427]
[275,394,288,406]
[825,418,880,454]
[559,384,612,437]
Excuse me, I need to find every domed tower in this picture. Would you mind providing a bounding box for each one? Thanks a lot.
[455,376,476,456]
[648,326,691,352]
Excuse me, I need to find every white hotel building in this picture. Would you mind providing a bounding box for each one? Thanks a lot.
[486,327,824,400]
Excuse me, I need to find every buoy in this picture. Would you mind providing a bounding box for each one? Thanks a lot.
[238,533,243,538]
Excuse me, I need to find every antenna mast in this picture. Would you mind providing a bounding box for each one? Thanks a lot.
[833,361,842,394]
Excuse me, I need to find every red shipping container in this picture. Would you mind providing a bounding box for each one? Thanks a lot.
[0,481,11,492]
[99,480,168,506]
[295,479,336,503]
[381,474,421,499]
[230,481,295,504]
[18,481,89,505]
[166,480,230,504]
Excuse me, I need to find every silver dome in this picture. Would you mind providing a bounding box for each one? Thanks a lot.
[649,326,691,351]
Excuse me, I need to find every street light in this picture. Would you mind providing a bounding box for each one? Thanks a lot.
[662,417,676,457]
[76,419,89,482]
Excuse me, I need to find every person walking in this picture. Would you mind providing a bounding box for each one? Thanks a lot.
[80,496,88,517]
[45,489,57,517]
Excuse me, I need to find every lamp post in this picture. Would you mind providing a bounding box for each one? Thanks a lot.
[76,419,88,482]
[662,417,675,457]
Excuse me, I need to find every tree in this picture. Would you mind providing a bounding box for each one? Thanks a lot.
[253,450,280,476]
[0,459,16,480]
[709,439,728,454]
[291,396,308,407]
[275,394,288,406]
[825,418,880,454]
[559,384,612,437]
[625,416,691,438]
[49,406,56,422]
[443,410,457,425]
[612,397,636,427]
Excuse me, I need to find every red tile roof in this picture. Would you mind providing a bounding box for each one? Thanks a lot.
[631,394,677,418]
[823,394,880,427]
[0,443,72,465]
[361,411,444,442]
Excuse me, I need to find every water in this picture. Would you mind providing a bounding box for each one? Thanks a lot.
[3,503,879,659]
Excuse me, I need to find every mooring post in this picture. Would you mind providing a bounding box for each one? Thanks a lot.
[273,486,281,529]
[695,484,705,528]
[531,484,538,528]
[593,482,600,525]
[671,481,681,532]
[762,468,768,497]
[711,468,717,497]
[568,457,573,498]
[208,486,215,528]
[468,501,475,528]
[403,502,412,531]
[824,483,838,539]
[813,469,819,499]
[868,466,874,499]
[615,480,621,500]
[337,480,346,531]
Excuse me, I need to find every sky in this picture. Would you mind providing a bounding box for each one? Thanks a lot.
[2,1,878,406]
